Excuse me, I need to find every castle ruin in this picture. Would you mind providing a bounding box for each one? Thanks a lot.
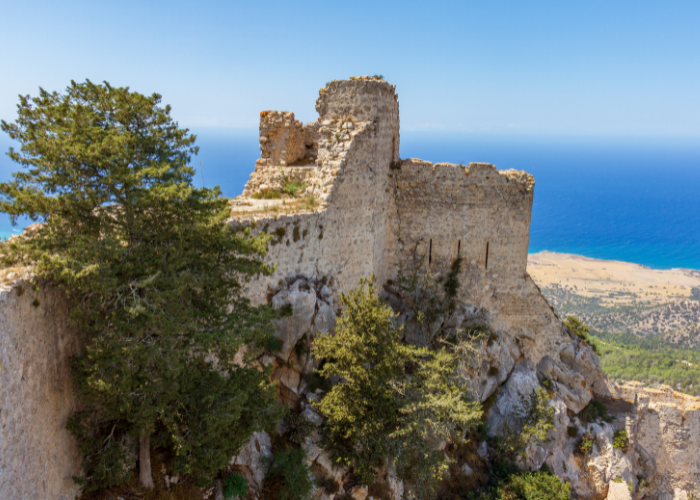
[233,77,550,347]
[1,77,699,500]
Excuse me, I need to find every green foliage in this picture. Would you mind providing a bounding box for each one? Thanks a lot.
[468,463,570,500]
[562,316,598,354]
[284,412,314,445]
[282,179,307,197]
[392,245,468,347]
[578,400,613,424]
[0,80,283,489]
[264,448,316,500]
[312,276,482,498]
[224,473,248,500]
[613,429,628,450]
[540,378,552,390]
[507,469,570,500]
[576,434,594,456]
[252,188,282,199]
[592,332,700,397]
[66,413,135,490]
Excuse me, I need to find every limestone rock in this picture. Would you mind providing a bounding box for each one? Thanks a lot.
[487,361,539,436]
[275,364,301,393]
[606,481,632,500]
[230,431,273,490]
[313,299,336,336]
[351,486,368,500]
[302,406,324,426]
[272,286,316,361]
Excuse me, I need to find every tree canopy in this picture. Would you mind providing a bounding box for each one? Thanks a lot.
[311,276,482,498]
[0,80,283,490]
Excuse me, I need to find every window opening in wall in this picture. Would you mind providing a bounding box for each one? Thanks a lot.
[457,240,461,258]
[485,241,490,269]
[429,239,433,265]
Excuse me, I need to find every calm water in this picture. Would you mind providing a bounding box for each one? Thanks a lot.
[2,131,699,270]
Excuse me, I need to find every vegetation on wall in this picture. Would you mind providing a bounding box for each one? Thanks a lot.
[0,80,283,492]
[311,276,482,499]
[262,448,316,500]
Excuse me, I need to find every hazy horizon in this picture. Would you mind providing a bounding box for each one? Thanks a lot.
[1,0,699,137]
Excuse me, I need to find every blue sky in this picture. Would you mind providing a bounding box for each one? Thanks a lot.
[1,0,699,136]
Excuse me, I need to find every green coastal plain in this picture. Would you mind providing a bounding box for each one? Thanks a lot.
[529,251,700,396]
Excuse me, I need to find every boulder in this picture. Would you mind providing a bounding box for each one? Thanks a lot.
[272,287,317,361]
[351,486,368,500]
[314,300,336,336]
[606,481,632,500]
[230,431,273,490]
[275,365,301,393]
[487,362,539,436]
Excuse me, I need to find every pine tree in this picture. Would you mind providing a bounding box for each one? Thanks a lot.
[0,80,283,490]
[311,276,482,498]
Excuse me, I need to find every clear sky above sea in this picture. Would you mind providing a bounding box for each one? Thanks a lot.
[1,0,700,137]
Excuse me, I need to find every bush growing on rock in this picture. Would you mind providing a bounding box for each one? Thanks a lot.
[467,462,570,500]
[576,434,594,456]
[613,429,628,450]
[263,448,316,500]
[223,472,248,499]
[311,276,482,498]
[562,316,599,354]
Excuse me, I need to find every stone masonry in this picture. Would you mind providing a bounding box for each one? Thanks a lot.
[1,77,699,499]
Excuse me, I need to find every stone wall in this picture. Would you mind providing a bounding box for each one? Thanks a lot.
[238,77,401,305]
[0,276,81,500]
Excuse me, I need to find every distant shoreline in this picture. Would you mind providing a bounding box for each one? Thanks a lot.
[528,250,700,309]
[529,250,700,273]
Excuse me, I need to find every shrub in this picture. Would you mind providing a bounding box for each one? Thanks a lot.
[284,412,314,445]
[576,435,594,456]
[613,429,628,450]
[563,316,598,354]
[466,463,569,500]
[282,181,307,197]
[311,276,482,498]
[223,473,248,499]
[509,468,570,500]
[264,448,315,500]
[567,426,579,438]
[253,189,282,199]
[579,400,614,424]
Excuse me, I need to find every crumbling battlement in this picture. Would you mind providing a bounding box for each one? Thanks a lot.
[236,78,536,330]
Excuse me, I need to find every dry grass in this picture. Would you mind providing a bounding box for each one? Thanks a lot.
[230,196,320,218]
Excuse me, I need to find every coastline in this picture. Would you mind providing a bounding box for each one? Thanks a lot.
[528,250,700,307]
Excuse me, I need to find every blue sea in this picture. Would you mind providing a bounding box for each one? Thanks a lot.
[2,130,699,270]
